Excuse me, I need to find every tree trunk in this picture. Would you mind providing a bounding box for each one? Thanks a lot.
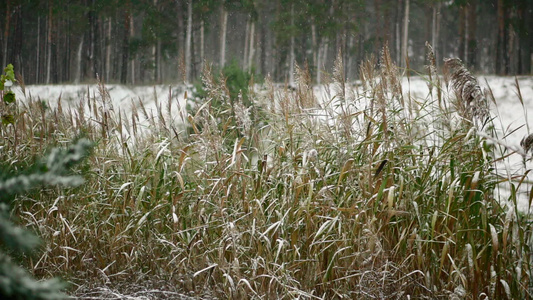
[322,39,329,73]
[347,34,354,79]
[219,5,228,68]
[152,0,158,82]
[529,1,533,74]
[36,16,40,83]
[467,1,477,69]
[259,13,267,75]
[383,0,391,49]
[157,38,161,83]
[395,0,402,64]
[90,5,99,80]
[3,0,12,69]
[200,20,204,71]
[175,0,184,81]
[311,20,317,72]
[289,5,295,85]
[374,0,382,52]
[516,0,531,74]
[63,11,70,82]
[458,5,466,61]
[121,2,130,84]
[431,2,441,66]
[496,0,507,75]
[185,0,192,83]
[75,38,83,84]
[312,16,321,81]
[243,19,250,70]
[12,5,23,78]
[106,18,111,81]
[46,1,52,84]
[130,13,135,84]
[248,20,255,72]
[424,4,431,50]
[316,42,322,85]
[401,0,409,69]
[317,38,329,85]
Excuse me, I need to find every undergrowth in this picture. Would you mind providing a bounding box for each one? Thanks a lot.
[2,47,533,299]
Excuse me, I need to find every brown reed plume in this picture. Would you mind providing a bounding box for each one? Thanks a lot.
[444,58,490,127]
[521,133,533,155]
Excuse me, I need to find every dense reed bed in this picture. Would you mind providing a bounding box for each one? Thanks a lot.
[2,48,532,299]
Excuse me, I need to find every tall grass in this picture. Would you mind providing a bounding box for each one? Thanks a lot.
[2,48,533,299]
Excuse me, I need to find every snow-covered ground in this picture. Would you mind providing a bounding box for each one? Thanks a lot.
[14,83,189,116]
[11,76,533,210]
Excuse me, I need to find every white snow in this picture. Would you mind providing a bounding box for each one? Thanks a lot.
[14,84,188,115]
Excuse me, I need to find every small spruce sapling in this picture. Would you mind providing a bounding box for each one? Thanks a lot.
[1,64,16,125]
[0,64,94,299]
[0,138,94,300]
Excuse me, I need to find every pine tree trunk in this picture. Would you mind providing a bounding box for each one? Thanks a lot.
[2,0,11,69]
[13,6,23,79]
[289,5,295,85]
[36,16,40,83]
[395,0,402,64]
[63,14,69,82]
[316,42,321,85]
[176,1,184,81]
[89,1,99,80]
[248,21,255,72]
[152,0,158,82]
[322,39,329,73]
[467,2,477,69]
[458,5,466,61]
[383,1,390,49]
[219,6,228,68]
[431,2,441,64]
[317,38,329,85]
[496,0,505,75]
[130,14,135,84]
[523,0,533,74]
[401,0,409,69]
[311,21,317,72]
[529,1,533,74]
[157,39,161,82]
[347,34,354,79]
[374,0,382,52]
[200,20,204,71]
[243,19,250,70]
[75,38,83,84]
[106,18,111,81]
[185,0,192,83]
[424,5,431,50]
[120,2,130,84]
[259,15,266,75]
[46,1,52,84]
[503,13,510,75]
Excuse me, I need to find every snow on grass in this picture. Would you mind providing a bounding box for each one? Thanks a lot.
[12,75,533,210]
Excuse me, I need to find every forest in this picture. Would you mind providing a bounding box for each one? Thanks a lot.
[1,0,532,85]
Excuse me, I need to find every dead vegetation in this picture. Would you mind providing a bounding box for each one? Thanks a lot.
[2,47,533,299]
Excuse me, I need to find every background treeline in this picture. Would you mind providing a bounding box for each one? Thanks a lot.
[1,0,532,85]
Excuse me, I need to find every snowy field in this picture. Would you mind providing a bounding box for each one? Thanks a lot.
[14,83,189,118]
[11,75,533,210]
